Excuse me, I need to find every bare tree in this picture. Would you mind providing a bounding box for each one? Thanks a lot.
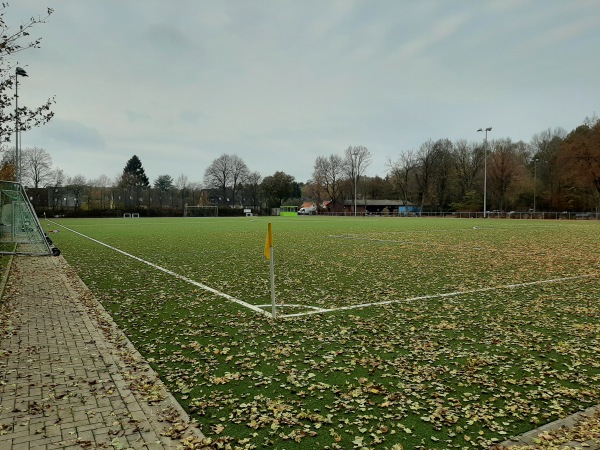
[387,150,417,214]
[529,128,566,209]
[175,173,189,206]
[230,155,249,206]
[452,139,483,197]
[0,6,55,144]
[243,171,262,209]
[175,173,189,190]
[90,174,112,188]
[431,139,454,210]
[66,174,87,209]
[343,146,372,213]
[487,139,529,210]
[204,154,230,204]
[88,174,112,209]
[414,140,437,211]
[313,154,344,208]
[187,181,202,206]
[22,147,53,188]
[49,168,65,188]
[203,154,249,206]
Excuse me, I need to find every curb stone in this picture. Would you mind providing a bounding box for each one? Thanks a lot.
[492,404,600,449]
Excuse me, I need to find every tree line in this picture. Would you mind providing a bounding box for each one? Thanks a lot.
[307,121,600,213]
[2,4,599,215]
[9,115,600,216]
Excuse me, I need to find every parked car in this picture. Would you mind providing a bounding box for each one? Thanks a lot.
[298,207,316,215]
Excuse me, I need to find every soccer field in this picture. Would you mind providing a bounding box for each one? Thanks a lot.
[49,216,598,316]
[49,216,600,449]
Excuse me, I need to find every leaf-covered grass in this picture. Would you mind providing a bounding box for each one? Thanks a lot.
[48,217,599,449]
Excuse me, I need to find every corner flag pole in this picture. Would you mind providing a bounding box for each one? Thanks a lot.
[264,223,276,318]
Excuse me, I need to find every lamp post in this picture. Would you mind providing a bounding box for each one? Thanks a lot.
[533,158,539,214]
[477,127,492,218]
[15,67,28,184]
[351,149,359,216]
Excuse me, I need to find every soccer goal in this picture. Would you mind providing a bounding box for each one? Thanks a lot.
[0,180,59,256]
[184,205,218,218]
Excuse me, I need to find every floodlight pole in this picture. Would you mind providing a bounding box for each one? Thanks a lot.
[533,158,539,214]
[15,67,28,184]
[352,149,359,216]
[477,127,492,218]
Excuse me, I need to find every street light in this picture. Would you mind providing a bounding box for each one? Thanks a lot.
[477,127,492,218]
[533,158,539,214]
[351,149,359,216]
[15,67,28,184]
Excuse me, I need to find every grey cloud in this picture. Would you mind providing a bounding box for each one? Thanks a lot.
[40,119,106,150]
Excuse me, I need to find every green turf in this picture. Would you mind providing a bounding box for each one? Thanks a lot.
[47,216,599,449]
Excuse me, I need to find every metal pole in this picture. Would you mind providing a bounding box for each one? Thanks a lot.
[352,150,358,216]
[354,172,358,217]
[270,246,276,318]
[533,158,538,214]
[477,127,492,218]
[15,67,28,184]
[15,73,19,183]
[483,131,487,219]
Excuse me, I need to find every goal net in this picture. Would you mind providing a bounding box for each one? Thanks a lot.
[0,180,57,256]
[184,205,218,218]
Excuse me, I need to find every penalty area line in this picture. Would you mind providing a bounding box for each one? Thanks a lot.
[279,273,598,318]
[51,221,271,317]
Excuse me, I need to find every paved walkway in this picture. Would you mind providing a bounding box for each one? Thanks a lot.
[0,255,205,449]
[494,404,600,449]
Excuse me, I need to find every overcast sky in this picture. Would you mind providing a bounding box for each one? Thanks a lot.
[7,1,600,185]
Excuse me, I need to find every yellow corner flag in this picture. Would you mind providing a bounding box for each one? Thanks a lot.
[264,223,273,260]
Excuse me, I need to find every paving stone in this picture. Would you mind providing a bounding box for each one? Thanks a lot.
[0,255,204,449]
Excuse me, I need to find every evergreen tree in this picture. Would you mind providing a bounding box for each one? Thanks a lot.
[119,155,150,188]
[153,174,173,191]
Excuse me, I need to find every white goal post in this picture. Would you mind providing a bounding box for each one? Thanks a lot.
[184,205,218,217]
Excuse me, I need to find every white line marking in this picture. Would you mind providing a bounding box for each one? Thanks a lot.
[51,221,271,317]
[256,304,327,312]
[278,273,598,318]
[52,221,597,320]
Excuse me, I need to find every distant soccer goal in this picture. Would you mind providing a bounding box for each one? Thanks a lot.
[0,180,58,256]
[184,205,218,218]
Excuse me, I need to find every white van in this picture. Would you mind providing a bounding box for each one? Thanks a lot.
[298,207,316,215]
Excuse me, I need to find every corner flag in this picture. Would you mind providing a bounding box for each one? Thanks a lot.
[264,222,273,260]
[264,222,277,318]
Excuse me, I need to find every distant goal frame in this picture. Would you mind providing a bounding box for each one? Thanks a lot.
[184,205,219,218]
